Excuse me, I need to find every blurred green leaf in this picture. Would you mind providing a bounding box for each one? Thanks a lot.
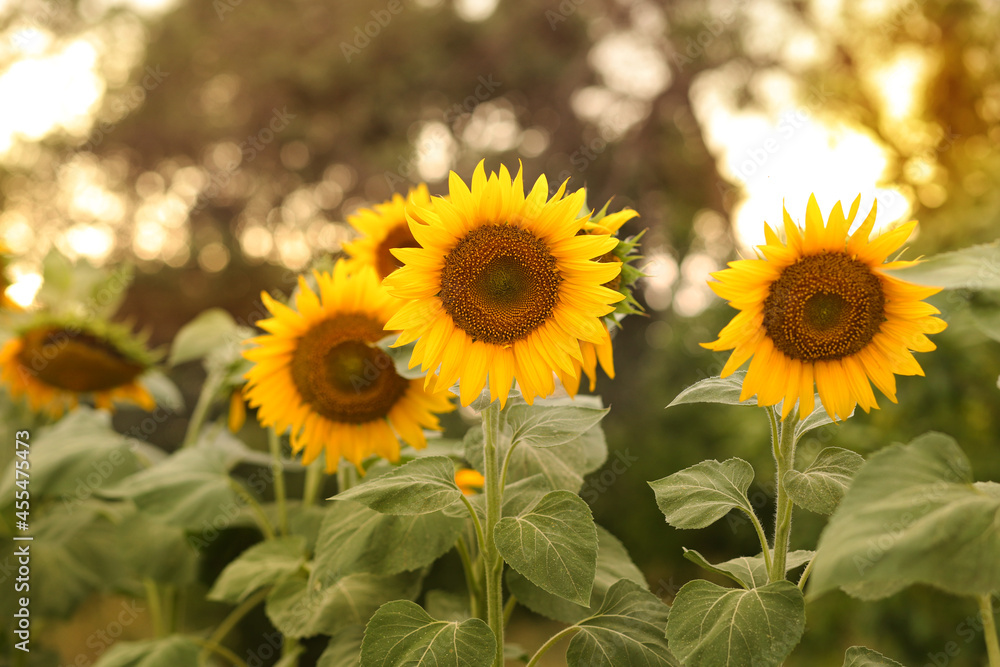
[494,490,598,606]
[168,308,239,366]
[886,241,1000,290]
[566,579,679,667]
[649,458,756,530]
[784,447,864,515]
[319,625,365,667]
[666,579,806,667]
[360,600,496,666]
[810,432,1000,599]
[843,646,904,667]
[208,535,306,603]
[92,636,201,667]
[267,570,422,639]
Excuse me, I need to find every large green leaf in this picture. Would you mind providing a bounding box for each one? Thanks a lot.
[508,525,646,623]
[649,458,756,529]
[666,579,806,667]
[0,409,142,503]
[334,456,463,515]
[311,500,464,582]
[116,514,198,587]
[843,646,904,667]
[464,421,606,493]
[969,294,1000,343]
[566,579,679,667]
[208,535,307,603]
[92,636,202,667]
[504,403,609,448]
[667,372,754,408]
[494,490,598,606]
[360,601,497,666]
[683,549,814,589]
[267,570,422,638]
[100,446,247,530]
[168,308,240,366]
[885,241,1000,290]
[783,447,864,515]
[809,432,1000,599]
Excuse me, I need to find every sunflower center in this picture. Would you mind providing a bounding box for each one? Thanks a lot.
[17,327,145,392]
[439,224,561,345]
[290,314,408,423]
[763,252,885,362]
[377,224,419,279]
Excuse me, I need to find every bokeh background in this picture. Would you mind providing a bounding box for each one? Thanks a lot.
[2,0,999,664]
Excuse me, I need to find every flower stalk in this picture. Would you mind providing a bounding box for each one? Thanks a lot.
[769,407,798,583]
[481,400,506,667]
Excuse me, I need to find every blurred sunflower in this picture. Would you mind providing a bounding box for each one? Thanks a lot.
[0,318,157,416]
[242,261,454,473]
[383,161,624,407]
[703,194,947,421]
[455,468,485,496]
[557,204,645,397]
[343,184,432,280]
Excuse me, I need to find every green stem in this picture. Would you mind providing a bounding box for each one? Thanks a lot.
[743,509,772,576]
[303,460,324,506]
[456,534,481,619]
[525,626,581,667]
[162,584,176,634]
[460,494,487,556]
[503,595,517,627]
[282,636,300,659]
[798,556,815,591]
[481,401,506,667]
[193,638,248,667]
[202,587,270,661]
[769,408,798,583]
[268,428,289,536]
[337,463,358,492]
[229,479,276,540]
[182,376,219,448]
[143,579,164,638]
[980,594,1000,667]
[499,439,519,494]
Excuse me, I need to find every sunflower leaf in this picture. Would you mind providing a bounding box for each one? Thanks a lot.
[333,456,463,515]
[809,432,1000,600]
[267,570,422,639]
[683,548,814,590]
[319,626,364,667]
[494,490,599,606]
[649,458,756,530]
[843,646,905,667]
[90,636,202,667]
[507,524,646,624]
[783,447,864,515]
[208,535,307,603]
[360,600,497,666]
[169,308,240,366]
[311,501,464,581]
[667,372,756,408]
[666,579,806,667]
[504,403,609,448]
[885,241,1000,290]
[566,579,679,667]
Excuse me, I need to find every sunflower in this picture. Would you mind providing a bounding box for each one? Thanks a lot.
[382,162,625,407]
[703,194,947,421]
[0,318,157,416]
[343,184,433,280]
[242,261,455,473]
[557,204,644,397]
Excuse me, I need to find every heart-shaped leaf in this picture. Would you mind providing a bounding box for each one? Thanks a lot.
[334,456,462,515]
[360,600,496,666]
[649,459,756,529]
[783,447,864,515]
